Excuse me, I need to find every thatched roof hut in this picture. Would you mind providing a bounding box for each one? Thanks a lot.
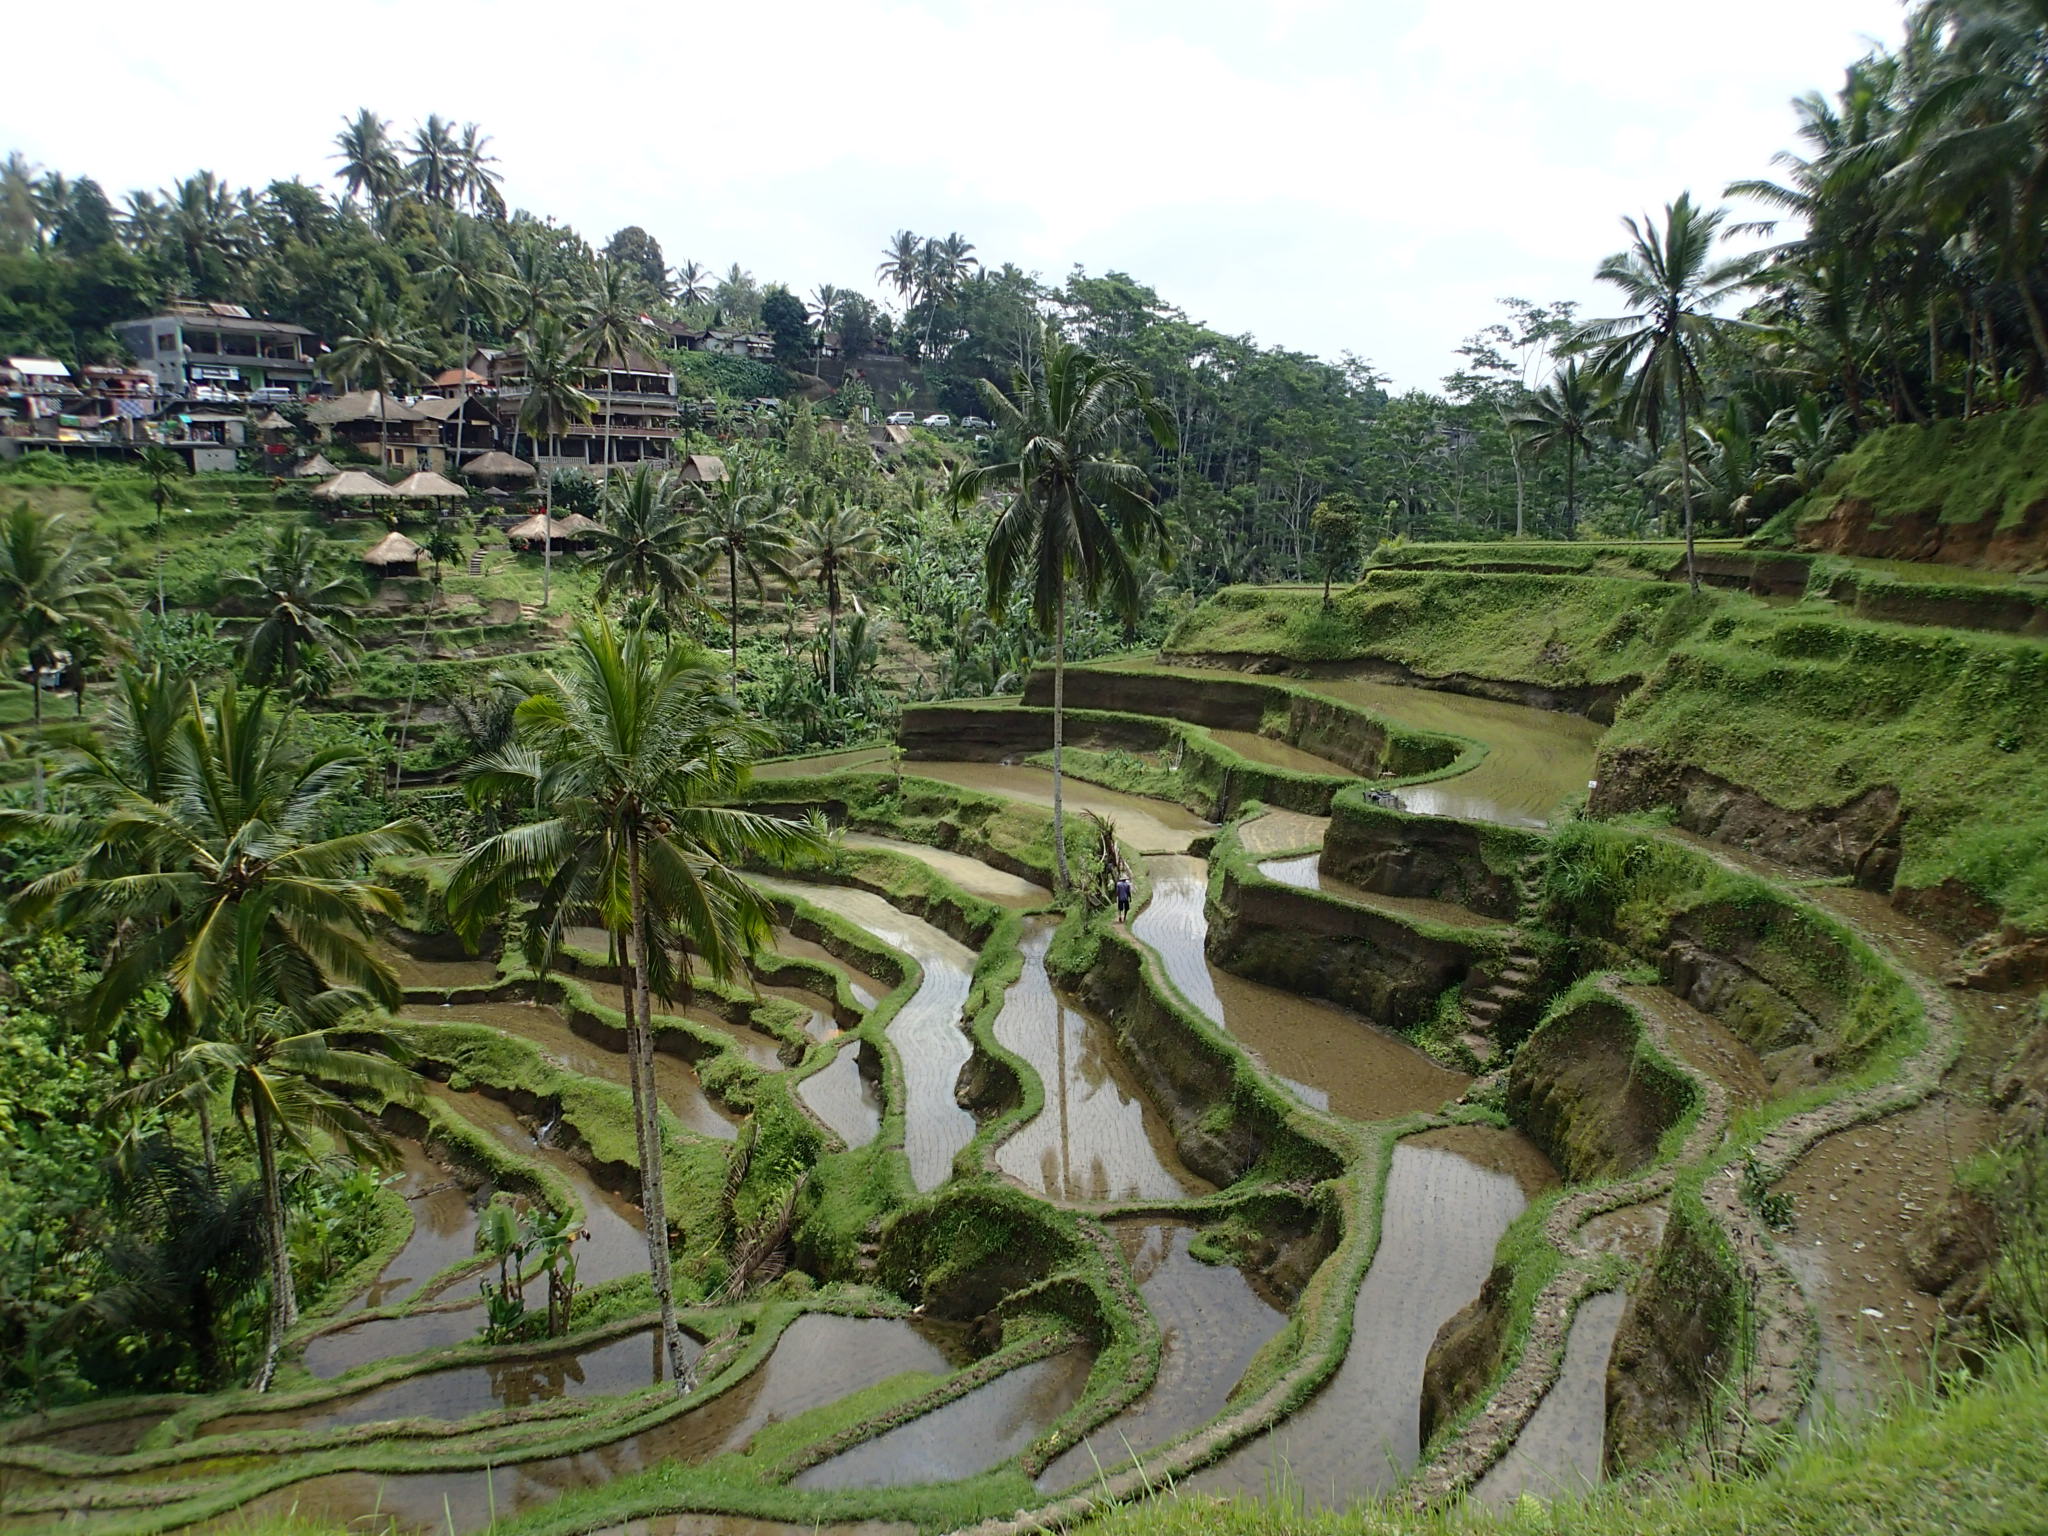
[393,470,468,500]
[311,470,405,501]
[362,530,424,575]
[293,452,341,478]
[676,453,728,484]
[553,512,602,543]
[506,513,573,547]
[461,450,537,483]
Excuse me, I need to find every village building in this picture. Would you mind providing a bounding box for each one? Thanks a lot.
[114,301,318,403]
[306,391,449,472]
[489,345,680,470]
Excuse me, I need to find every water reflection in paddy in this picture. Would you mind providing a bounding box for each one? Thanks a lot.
[338,1140,477,1316]
[801,1040,883,1149]
[995,921,1208,1205]
[1257,854,1509,931]
[1135,856,1465,1121]
[751,877,975,1193]
[1036,1223,1284,1492]
[839,831,1049,909]
[1207,728,1354,777]
[794,1349,1092,1490]
[1473,1289,1626,1505]
[769,926,884,1011]
[239,1315,967,1534]
[1191,1126,1555,1506]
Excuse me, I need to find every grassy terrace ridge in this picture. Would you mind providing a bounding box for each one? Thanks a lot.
[1163,575,2048,942]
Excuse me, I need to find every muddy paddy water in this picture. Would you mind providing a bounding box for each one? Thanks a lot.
[900,761,1212,854]
[388,953,502,991]
[1192,1126,1556,1506]
[839,831,1049,909]
[996,920,1209,1205]
[301,1087,646,1380]
[1135,856,1466,1121]
[238,1314,970,1534]
[1259,853,1510,932]
[1206,728,1354,778]
[750,876,977,1193]
[801,1039,884,1149]
[339,1140,478,1317]
[1473,1289,1627,1505]
[769,926,884,1011]
[403,998,741,1142]
[1037,1223,1286,1493]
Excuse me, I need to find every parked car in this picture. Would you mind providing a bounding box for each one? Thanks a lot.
[960,416,992,431]
[250,386,295,404]
[885,410,917,426]
[922,413,952,428]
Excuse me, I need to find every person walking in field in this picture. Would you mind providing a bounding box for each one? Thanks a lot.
[1113,870,1133,925]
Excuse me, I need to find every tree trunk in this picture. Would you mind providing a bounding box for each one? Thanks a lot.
[543,434,555,608]
[379,387,390,473]
[1050,591,1069,890]
[198,1094,216,1179]
[1676,389,1698,596]
[627,840,690,1389]
[1565,438,1578,541]
[827,591,838,696]
[728,547,740,680]
[251,1090,296,1391]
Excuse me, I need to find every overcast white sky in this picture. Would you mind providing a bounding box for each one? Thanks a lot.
[7,0,1907,389]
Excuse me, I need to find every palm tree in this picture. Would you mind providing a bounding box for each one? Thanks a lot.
[952,326,1175,888]
[1575,195,1758,592]
[407,115,463,205]
[447,619,820,1388]
[674,260,712,311]
[497,238,568,337]
[163,172,252,292]
[513,316,598,609]
[876,230,922,302]
[586,464,705,615]
[218,524,368,693]
[136,445,185,616]
[5,686,429,1387]
[322,289,431,470]
[792,500,881,696]
[1508,361,1614,539]
[0,502,128,730]
[455,123,504,218]
[694,464,797,681]
[427,223,505,463]
[332,110,402,212]
[577,260,658,476]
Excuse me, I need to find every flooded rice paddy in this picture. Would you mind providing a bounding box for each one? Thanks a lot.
[799,1039,884,1148]
[899,761,1212,853]
[1258,853,1510,931]
[1473,1289,1627,1505]
[749,876,977,1192]
[1135,855,1467,1120]
[995,920,1210,1205]
[839,831,1049,908]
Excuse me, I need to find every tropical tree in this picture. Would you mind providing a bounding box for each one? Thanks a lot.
[792,500,881,695]
[0,501,129,729]
[694,464,797,680]
[321,287,431,470]
[456,123,504,217]
[674,260,712,311]
[332,110,402,212]
[1575,195,1759,591]
[426,221,504,457]
[876,230,922,302]
[586,464,705,615]
[1509,360,1614,538]
[136,445,184,617]
[952,326,1176,887]
[513,314,598,608]
[4,686,429,1386]
[446,619,820,1388]
[576,259,658,475]
[407,115,463,206]
[217,524,367,693]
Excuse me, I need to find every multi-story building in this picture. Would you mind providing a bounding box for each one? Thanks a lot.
[114,301,319,402]
[488,345,680,469]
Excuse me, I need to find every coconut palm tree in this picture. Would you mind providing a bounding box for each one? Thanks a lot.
[586,464,706,616]
[694,464,797,681]
[455,123,504,218]
[322,288,431,471]
[0,502,128,730]
[952,325,1176,889]
[218,524,367,694]
[792,500,881,696]
[407,115,463,205]
[446,619,820,1389]
[1575,195,1759,592]
[513,316,598,609]
[876,230,922,302]
[576,260,659,476]
[4,685,429,1386]
[1508,360,1615,539]
[497,238,569,337]
[674,260,712,312]
[426,223,504,461]
[332,110,402,212]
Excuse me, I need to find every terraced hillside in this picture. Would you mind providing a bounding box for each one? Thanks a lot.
[6,558,2038,1536]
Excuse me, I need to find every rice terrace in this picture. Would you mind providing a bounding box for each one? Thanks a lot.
[2,4,2047,1534]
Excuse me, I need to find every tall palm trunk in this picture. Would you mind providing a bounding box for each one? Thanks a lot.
[1565,439,1578,541]
[1050,590,1069,890]
[251,1091,296,1391]
[1676,387,1698,595]
[627,840,690,1389]
[827,581,839,697]
[543,435,556,608]
[378,386,390,473]
[727,547,740,679]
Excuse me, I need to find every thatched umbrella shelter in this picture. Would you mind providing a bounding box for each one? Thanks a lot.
[506,512,573,549]
[553,512,602,547]
[293,452,341,478]
[311,469,406,503]
[462,450,537,485]
[676,453,728,484]
[362,530,424,577]
[393,470,468,501]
